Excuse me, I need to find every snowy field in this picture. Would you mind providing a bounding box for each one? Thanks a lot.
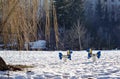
[0,50,120,79]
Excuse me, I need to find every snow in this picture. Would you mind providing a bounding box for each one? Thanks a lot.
[0,50,120,79]
[24,40,46,50]
[30,40,46,49]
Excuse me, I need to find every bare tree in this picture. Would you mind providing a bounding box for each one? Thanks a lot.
[52,0,59,49]
[58,20,88,50]
[0,0,59,50]
[1,0,40,50]
[43,0,59,50]
[44,0,50,49]
[70,20,87,50]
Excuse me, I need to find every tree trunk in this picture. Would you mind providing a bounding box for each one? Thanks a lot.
[78,34,82,50]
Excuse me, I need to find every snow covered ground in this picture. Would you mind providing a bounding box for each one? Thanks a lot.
[0,50,120,79]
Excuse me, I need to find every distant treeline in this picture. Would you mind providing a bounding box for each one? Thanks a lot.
[53,0,120,50]
[0,0,120,50]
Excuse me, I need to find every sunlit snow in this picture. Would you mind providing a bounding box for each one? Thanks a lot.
[0,50,120,79]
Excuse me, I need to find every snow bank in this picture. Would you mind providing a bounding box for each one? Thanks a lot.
[30,40,46,50]
[24,40,46,50]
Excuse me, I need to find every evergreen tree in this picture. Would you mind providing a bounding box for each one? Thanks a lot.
[54,0,84,29]
[94,0,116,49]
